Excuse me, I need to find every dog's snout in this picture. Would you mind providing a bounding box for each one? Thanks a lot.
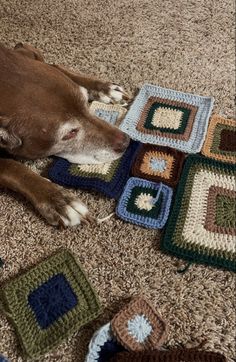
[113,132,130,153]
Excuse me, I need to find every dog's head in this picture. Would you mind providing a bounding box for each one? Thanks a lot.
[0,44,130,164]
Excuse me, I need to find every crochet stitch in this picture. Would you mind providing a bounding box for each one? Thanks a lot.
[85,322,125,362]
[201,114,236,164]
[116,177,173,229]
[28,273,78,329]
[48,141,140,199]
[127,315,153,343]
[111,296,167,352]
[110,349,227,362]
[90,101,127,126]
[132,144,185,187]
[161,155,236,272]
[119,84,214,153]
[0,250,101,359]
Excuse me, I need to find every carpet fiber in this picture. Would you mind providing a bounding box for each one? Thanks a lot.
[0,0,235,361]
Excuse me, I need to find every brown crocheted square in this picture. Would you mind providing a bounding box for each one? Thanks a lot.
[136,96,198,141]
[204,186,236,236]
[219,129,236,152]
[132,145,185,187]
[201,115,236,164]
[111,297,167,352]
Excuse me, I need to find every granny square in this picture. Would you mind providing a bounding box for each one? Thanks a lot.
[201,115,236,164]
[119,84,214,153]
[111,296,167,352]
[116,177,173,229]
[28,273,78,329]
[0,250,101,359]
[48,141,140,199]
[161,155,236,272]
[90,101,127,126]
[132,144,185,187]
[85,322,125,362]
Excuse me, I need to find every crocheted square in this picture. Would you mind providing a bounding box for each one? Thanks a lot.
[201,115,236,164]
[90,101,127,126]
[111,297,167,352]
[85,322,125,362]
[132,145,185,187]
[204,186,236,234]
[116,177,173,229]
[0,250,101,359]
[138,97,196,139]
[119,84,214,153]
[28,274,78,329]
[48,141,140,199]
[161,155,236,272]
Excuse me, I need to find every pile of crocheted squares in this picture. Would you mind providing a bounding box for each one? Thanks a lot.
[202,114,236,164]
[0,250,101,359]
[116,177,173,229]
[48,141,140,199]
[161,155,236,272]
[111,296,167,352]
[119,84,214,153]
[132,144,185,187]
[85,296,167,361]
[110,349,227,362]
[90,101,127,126]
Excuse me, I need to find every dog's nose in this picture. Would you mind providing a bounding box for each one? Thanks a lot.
[113,132,130,153]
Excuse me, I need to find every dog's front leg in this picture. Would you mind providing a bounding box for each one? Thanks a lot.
[0,159,93,227]
[52,64,131,104]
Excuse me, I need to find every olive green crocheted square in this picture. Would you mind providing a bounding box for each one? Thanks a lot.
[0,250,101,359]
[215,195,236,229]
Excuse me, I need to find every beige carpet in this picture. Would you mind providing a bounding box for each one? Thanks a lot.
[0,0,235,361]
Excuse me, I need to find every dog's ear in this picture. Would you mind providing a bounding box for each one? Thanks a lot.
[14,43,45,62]
[0,122,22,150]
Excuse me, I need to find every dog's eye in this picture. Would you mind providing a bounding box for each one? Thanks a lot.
[62,128,79,141]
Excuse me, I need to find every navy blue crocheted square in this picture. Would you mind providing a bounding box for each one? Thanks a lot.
[0,355,9,362]
[48,141,140,200]
[28,273,78,329]
[98,339,125,362]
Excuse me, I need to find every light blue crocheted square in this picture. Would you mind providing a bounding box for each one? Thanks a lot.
[116,177,173,229]
[119,84,214,153]
[94,109,120,125]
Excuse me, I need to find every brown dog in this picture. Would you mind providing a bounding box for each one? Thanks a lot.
[0,43,130,227]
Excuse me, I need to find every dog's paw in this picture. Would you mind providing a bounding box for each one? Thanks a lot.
[35,182,94,227]
[98,84,131,105]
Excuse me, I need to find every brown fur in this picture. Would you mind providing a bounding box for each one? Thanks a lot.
[0,43,130,225]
